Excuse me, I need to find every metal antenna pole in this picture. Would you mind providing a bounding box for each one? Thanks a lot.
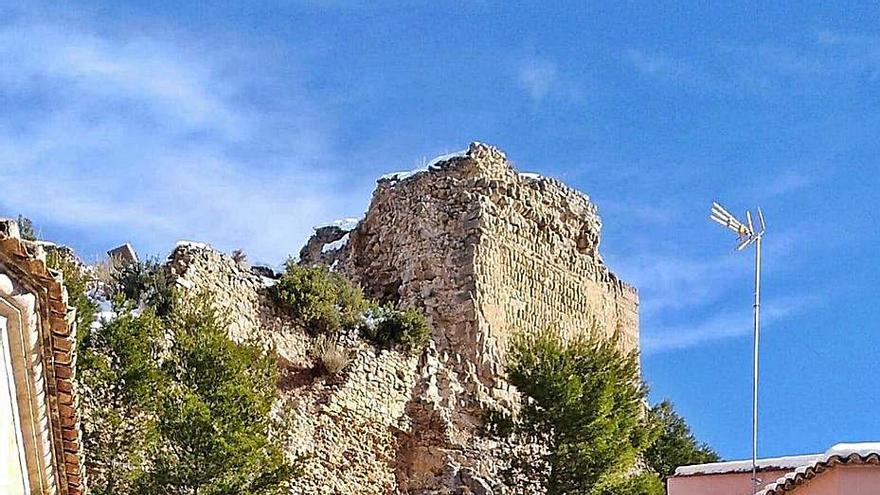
[709,202,766,495]
[752,235,762,494]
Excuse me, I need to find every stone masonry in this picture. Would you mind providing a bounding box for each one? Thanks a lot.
[303,142,640,492]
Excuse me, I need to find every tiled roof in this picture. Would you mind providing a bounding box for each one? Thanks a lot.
[758,443,880,494]
[674,454,822,477]
[0,219,86,495]
[673,443,880,494]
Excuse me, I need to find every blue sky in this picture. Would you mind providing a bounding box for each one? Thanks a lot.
[2,2,878,461]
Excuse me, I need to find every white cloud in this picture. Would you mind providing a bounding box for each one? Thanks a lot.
[0,23,244,139]
[0,19,366,264]
[642,295,814,354]
[624,48,710,88]
[626,31,880,96]
[517,56,558,102]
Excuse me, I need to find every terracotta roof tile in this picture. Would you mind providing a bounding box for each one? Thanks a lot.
[0,221,87,495]
[759,444,880,494]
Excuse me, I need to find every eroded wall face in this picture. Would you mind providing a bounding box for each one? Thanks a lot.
[477,241,639,353]
[345,143,638,388]
[472,163,639,363]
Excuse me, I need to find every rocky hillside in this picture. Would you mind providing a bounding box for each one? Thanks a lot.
[155,142,640,494]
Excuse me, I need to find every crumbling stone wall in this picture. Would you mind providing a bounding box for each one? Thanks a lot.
[342,143,637,362]
[306,142,639,492]
[166,242,270,344]
[472,153,639,356]
[164,243,420,495]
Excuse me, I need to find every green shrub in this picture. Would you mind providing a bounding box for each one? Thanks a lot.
[270,259,431,352]
[17,214,37,240]
[270,261,366,334]
[361,305,431,351]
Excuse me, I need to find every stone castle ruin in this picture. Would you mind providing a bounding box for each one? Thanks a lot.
[298,142,639,492]
[1,142,639,494]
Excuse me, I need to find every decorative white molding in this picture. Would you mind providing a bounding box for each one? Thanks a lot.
[0,220,85,495]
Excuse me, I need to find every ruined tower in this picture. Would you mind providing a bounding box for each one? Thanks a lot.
[305,141,640,491]
[315,142,638,370]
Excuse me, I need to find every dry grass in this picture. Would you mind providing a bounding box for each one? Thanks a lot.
[312,335,350,376]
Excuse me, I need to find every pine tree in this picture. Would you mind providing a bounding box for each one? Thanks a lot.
[644,400,720,479]
[78,309,167,495]
[77,284,300,494]
[136,296,299,495]
[504,326,663,495]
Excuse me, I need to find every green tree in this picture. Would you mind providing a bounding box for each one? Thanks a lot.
[48,251,155,493]
[137,296,299,495]
[77,288,299,494]
[16,214,37,241]
[503,326,663,495]
[78,308,167,495]
[644,400,720,479]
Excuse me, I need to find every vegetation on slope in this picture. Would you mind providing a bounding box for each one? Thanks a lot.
[270,262,366,334]
[361,304,431,351]
[50,256,301,495]
[42,225,710,495]
[271,260,430,352]
[136,296,299,495]
[498,323,720,494]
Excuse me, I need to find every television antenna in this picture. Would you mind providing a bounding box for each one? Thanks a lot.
[710,201,766,495]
